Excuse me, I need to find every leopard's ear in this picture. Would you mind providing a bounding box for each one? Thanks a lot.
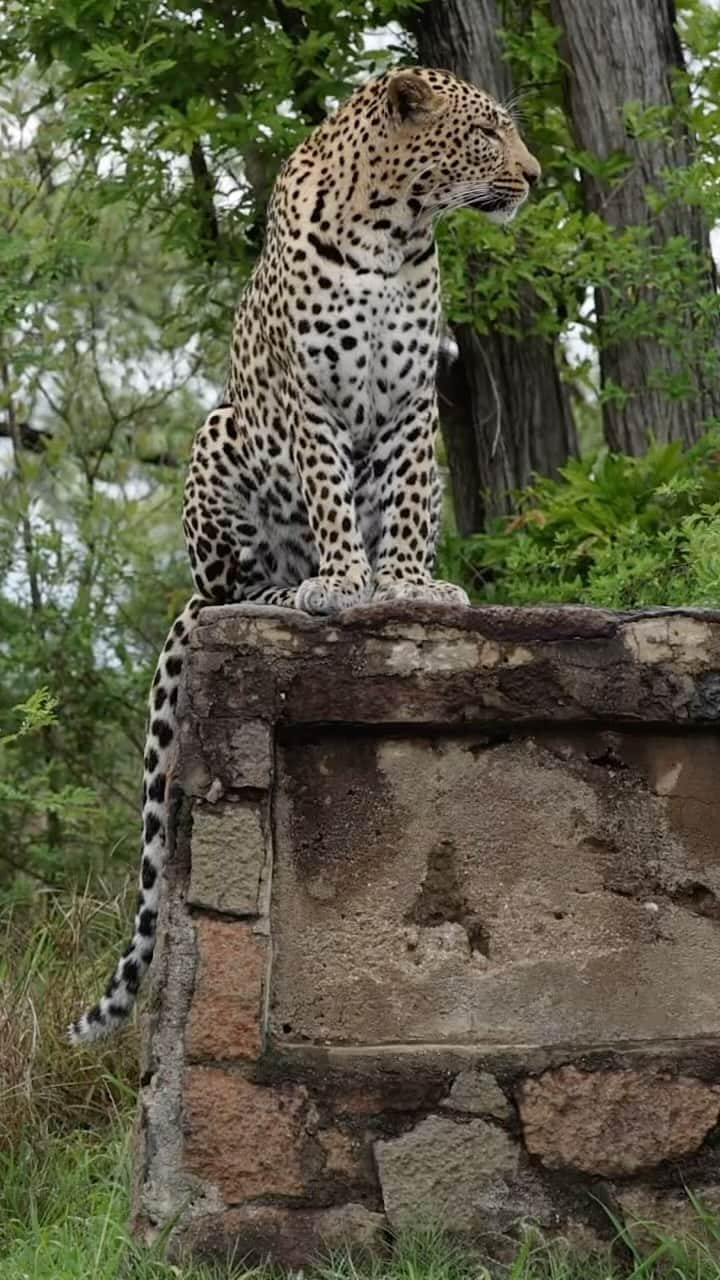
[387,71,445,124]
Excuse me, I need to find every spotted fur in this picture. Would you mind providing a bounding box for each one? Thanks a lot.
[69,67,539,1045]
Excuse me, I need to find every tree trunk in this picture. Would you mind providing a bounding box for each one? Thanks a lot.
[550,0,720,453]
[410,0,577,529]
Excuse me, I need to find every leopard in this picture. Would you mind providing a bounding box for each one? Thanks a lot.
[69,66,540,1045]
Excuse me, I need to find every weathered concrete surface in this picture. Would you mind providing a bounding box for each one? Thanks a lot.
[271,730,720,1046]
[186,603,720,726]
[133,604,720,1268]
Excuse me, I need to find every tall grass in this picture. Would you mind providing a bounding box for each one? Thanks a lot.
[0,884,138,1147]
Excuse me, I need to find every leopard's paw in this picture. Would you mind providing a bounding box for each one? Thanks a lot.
[294,575,371,615]
[372,578,470,607]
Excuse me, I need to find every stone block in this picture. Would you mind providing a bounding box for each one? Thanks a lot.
[438,1070,509,1121]
[613,1184,720,1252]
[182,1067,367,1203]
[197,718,272,790]
[186,918,267,1061]
[188,800,266,916]
[183,1068,311,1199]
[441,1070,512,1120]
[374,1115,521,1233]
[518,1067,720,1175]
[177,715,272,796]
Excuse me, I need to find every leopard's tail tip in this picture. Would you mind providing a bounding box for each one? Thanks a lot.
[67,1005,123,1048]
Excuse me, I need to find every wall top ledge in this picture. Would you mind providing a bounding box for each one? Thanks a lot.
[195,600,720,643]
[183,602,720,727]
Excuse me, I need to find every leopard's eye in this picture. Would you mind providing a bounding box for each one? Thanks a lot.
[480,125,500,140]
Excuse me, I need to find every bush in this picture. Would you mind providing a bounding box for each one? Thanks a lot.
[440,433,720,609]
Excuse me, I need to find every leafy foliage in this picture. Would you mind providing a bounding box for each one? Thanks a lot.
[436,2,720,445]
[1,688,59,746]
[1,0,419,271]
[440,434,720,608]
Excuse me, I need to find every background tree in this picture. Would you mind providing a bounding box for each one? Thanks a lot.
[409,0,578,531]
[549,0,720,452]
[0,3,420,897]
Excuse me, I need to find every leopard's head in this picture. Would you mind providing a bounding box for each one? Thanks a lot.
[383,67,540,223]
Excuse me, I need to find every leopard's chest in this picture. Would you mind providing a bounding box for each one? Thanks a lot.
[291,271,441,445]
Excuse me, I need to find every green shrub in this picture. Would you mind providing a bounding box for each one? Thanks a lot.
[440,433,720,608]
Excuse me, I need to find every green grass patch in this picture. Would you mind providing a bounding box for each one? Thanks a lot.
[0,1123,241,1280]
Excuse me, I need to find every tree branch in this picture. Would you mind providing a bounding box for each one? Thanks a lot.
[0,421,180,468]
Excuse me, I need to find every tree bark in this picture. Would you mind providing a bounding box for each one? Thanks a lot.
[409,0,577,529]
[550,0,720,453]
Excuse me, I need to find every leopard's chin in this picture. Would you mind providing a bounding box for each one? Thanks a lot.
[484,204,519,225]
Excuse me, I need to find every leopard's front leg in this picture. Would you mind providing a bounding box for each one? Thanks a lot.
[371,400,469,606]
[292,409,372,614]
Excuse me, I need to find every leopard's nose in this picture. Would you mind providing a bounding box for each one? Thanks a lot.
[523,155,541,187]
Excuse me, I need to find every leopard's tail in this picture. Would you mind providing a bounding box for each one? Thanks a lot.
[68,595,205,1046]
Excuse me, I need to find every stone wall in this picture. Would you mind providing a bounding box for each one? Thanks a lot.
[133,604,720,1268]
